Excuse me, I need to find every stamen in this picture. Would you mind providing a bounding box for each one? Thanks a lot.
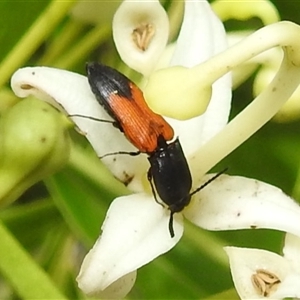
[251,269,281,297]
[132,23,155,51]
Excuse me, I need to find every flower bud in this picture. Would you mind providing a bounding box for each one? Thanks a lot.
[0,98,71,206]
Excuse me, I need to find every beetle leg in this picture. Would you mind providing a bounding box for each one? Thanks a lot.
[147,168,164,207]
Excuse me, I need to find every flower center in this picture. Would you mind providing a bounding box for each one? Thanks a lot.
[251,269,281,297]
[132,23,155,51]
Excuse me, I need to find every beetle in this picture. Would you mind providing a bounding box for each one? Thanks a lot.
[86,62,174,153]
[76,63,225,238]
[147,136,192,237]
[148,135,226,237]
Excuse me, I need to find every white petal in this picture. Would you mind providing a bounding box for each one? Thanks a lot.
[170,0,227,67]
[225,246,295,299]
[164,116,203,157]
[271,273,300,299]
[78,271,136,299]
[166,0,231,154]
[184,174,300,236]
[283,233,300,272]
[113,0,169,76]
[11,67,148,191]
[77,193,183,293]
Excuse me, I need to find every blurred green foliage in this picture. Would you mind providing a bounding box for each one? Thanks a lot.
[0,1,299,299]
[0,1,50,61]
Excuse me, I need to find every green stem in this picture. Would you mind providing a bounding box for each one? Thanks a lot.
[153,255,206,296]
[292,164,300,201]
[39,19,85,65]
[0,87,19,113]
[0,0,77,88]
[68,143,129,197]
[167,0,184,42]
[185,221,228,267]
[53,24,110,69]
[0,219,67,299]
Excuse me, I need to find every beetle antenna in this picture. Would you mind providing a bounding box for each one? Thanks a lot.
[168,211,175,238]
[100,151,141,159]
[190,168,228,197]
[69,114,114,124]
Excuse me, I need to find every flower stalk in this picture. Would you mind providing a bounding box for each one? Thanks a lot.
[187,21,300,179]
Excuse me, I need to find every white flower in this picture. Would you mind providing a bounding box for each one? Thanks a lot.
[112,0,169,77]
[225,233,300,299]
[10,0,300,299]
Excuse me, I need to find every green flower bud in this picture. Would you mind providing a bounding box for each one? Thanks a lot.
[0,98,71,207]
